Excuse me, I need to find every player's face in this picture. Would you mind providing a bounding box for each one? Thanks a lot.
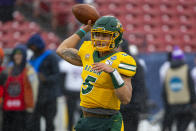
[92,32,112,51]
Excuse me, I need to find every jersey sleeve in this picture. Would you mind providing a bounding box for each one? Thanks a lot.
[117,53,137,77]
[77,42,84,58]
[77,41,91,58]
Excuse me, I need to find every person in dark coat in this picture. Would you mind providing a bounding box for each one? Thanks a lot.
[0,47,7,104]
[120,39,149,131]
[26,33,60,131]
[162,46,196,131]
[0,47,7,130]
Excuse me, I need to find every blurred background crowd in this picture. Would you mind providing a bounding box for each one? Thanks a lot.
[0,0,196,131]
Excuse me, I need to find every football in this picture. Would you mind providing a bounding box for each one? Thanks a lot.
[72,4,100,25]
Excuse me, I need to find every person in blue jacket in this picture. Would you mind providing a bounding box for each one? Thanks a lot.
[26,33,60,131]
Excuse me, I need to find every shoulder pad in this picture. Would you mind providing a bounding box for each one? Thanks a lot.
[117,52,136,77]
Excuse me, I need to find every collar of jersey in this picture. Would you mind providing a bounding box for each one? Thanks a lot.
[93,51,117,62]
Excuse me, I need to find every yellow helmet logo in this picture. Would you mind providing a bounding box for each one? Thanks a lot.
[116,22,124,32]
[116,22,121,28]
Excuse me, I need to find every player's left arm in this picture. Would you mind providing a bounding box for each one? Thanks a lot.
[114,75,132,104]
[92,62,134,104]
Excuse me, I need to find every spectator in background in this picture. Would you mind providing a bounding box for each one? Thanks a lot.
[0,48,7,105]
[120,40,149,131]
[27,34,60,131]
[161,46,196,131]
[59,59,82,131]
[2,45,38,131]
[0,0,16,22]
[191,55,196,96]
[0,48,7,130]
[191,55,196,129]
[159,51,172,84]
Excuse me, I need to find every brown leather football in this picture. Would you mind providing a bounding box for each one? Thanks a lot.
[72,4,100,25]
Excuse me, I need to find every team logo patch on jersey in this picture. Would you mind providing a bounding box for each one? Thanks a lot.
[105,60,113,65]
[110,56,117,60]
[122,53,128,56]
[85,54,90,60]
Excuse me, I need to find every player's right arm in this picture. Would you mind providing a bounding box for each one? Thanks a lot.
[56,34,82,66]
[56,20,92,66]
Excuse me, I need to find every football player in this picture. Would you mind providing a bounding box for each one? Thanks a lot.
[56,16,136,131]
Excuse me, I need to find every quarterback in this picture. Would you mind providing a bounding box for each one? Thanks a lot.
[56,16,136,131]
